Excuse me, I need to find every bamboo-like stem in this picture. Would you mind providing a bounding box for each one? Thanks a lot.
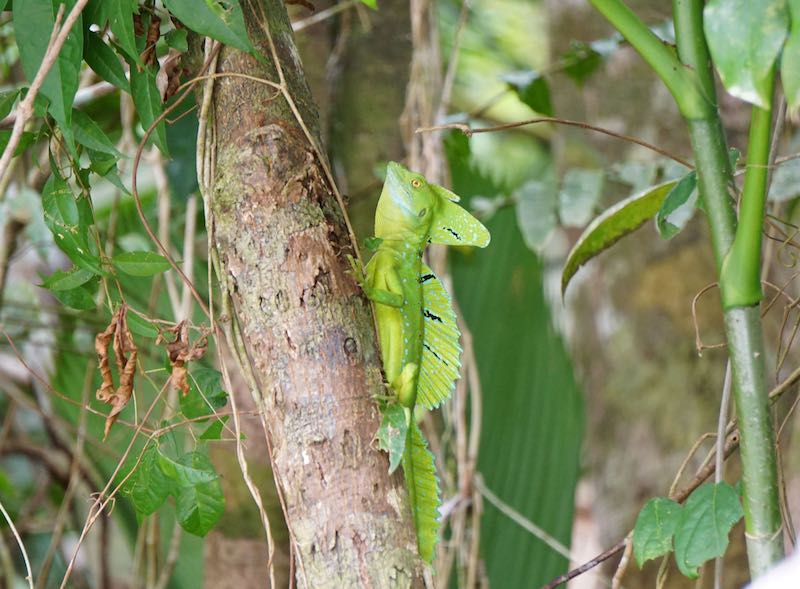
[589,0,785,577]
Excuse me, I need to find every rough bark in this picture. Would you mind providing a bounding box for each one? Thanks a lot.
[208,1,423,586]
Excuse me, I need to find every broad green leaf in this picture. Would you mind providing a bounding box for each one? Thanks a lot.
[377,404,408,474]
[447,132,583,585]
[40,266,94,291]
[558,168,605,227]
[0,89,21,120]
[516,165,557,251]
[157,449,219,488]
[126,445,174,516]
[13,0,82,150]
[126,311,158,338]
[50,282,97,310]
[112,251,171,276]
[656,172,697,239]
[41,175,104,275]
[199,415,229,441]
[174,452,224,536]
[83,31,130,92]
[784,0,800,112]
[403,421,440,563]
[704,0,789,108]
[673,482,744,578]
[72,109,122,157]
[163,0,253,53]
[503,70,554,116]
[561,180,678,295]
[633,497,682,567]
[130,65,169,155]
[86,0,139,63]
[181,368,229,421]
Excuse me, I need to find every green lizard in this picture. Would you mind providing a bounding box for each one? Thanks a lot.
[351,161,490,562]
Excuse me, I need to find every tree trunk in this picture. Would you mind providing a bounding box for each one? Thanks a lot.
[207,1,423,586]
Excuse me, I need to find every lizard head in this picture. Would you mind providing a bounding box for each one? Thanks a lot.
[374,162,490,249]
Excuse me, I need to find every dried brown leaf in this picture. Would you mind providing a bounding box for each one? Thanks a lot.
[94,305,138,440]
[158,321,209,395]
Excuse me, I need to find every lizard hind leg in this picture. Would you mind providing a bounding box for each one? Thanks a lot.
[394,362,419,409]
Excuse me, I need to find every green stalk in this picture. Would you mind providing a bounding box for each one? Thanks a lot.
[721,71,775,309]
[587,0,706,119]
[589,0,784,577]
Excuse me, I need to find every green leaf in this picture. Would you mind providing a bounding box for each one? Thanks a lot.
[515,164,557,251]
[162,0,253,53]
[358,0,377,8]
[112,251,171,276]
[704,0,789,108]
[558,168,605,227]
[181,368,229,421]
[783,0,800,113]
[72,109,122,157]
[632,497,682,567]
[165,28,188,52]
[0,89,21,120]
[561,40,608,86]
[13,0,82,150]
[50,282,97,310]
[173,452,224,537]
[673,482,744,578]
[448,131,584,586]
[125,445,174,516]
[126,311,158,338]
[503,70,554,116]
[0,130,40,157]
[157,448,219,488]
[40,266,94,291]
[655,171,697,239]
[561,180,678,295]
[377,404,407,474]
[86,0,139,63]
[41,175,104,275]
[403,421,440,563]
[83,31,130,92]
[199,415,229,441]
[130,65,169,155]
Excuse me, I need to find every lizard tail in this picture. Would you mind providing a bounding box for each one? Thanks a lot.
[402,413,441,563]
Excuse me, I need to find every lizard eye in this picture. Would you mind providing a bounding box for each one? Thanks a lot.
[418,208,427,217]
[411,178,422,188]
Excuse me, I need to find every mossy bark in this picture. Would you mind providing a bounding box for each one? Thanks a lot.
[208,2,423,586]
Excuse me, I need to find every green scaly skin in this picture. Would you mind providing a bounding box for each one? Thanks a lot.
[351,161,490,561]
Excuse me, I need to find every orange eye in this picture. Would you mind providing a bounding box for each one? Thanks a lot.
[411,178,422,188]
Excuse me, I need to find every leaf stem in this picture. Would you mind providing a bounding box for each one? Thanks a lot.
[587,0,706,119]
[721,71,776,308]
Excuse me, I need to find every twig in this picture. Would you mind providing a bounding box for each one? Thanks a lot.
[0,0,90,186]
[475,474,573,561]
[416,118,693,168]
[0,496,34,589]
[292,0,357,31]
[713,360,732,589]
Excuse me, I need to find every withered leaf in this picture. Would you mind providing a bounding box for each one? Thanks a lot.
[157,321,209,396]
[95,305,138,440]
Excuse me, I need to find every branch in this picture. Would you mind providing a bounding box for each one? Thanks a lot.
[416,118,693,168]
[0,0,91,186]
